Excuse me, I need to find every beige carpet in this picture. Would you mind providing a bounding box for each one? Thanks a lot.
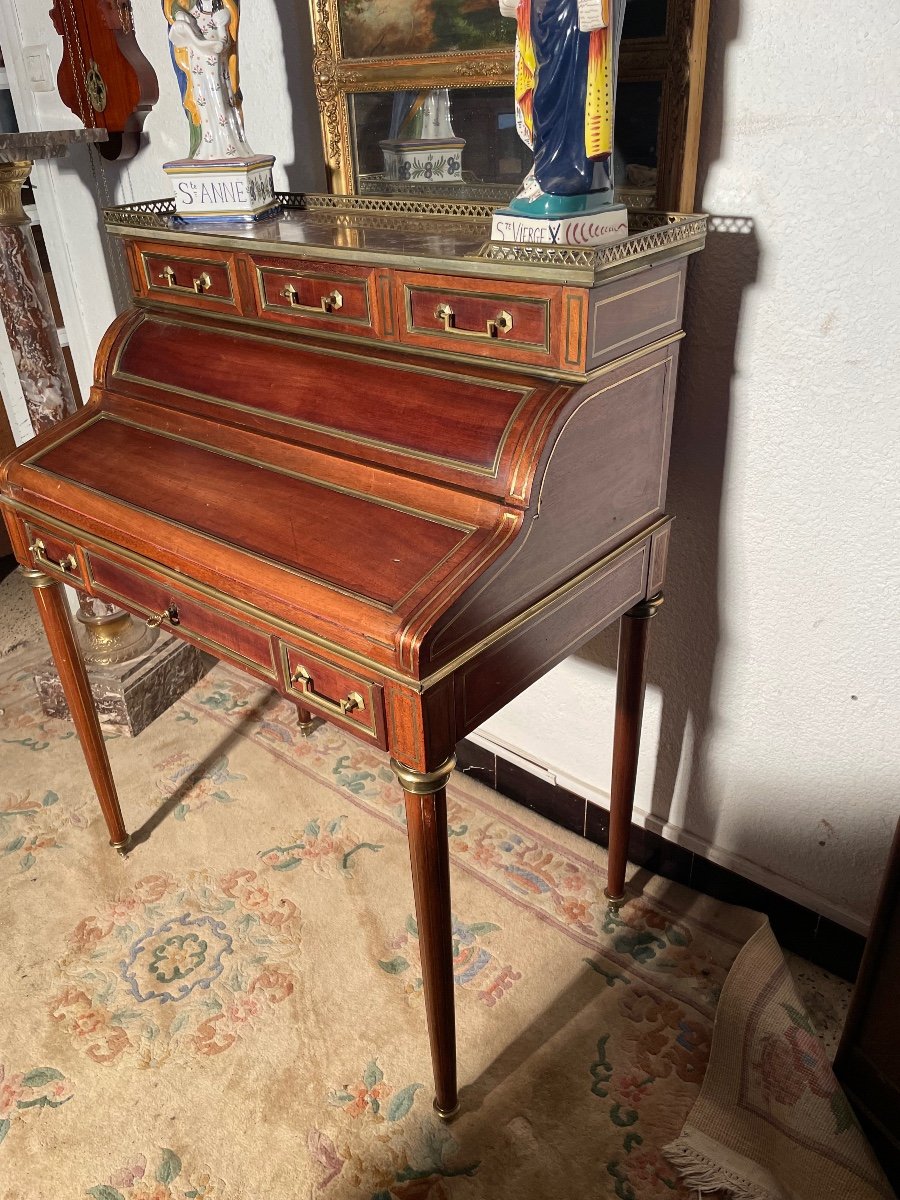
[0,647,890,1200]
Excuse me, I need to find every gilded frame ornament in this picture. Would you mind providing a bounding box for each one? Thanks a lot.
[315,0,709,209]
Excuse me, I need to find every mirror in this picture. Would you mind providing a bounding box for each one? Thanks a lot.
[309,0,708,211]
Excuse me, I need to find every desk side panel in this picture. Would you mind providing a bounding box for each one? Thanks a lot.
[417,342,679,672]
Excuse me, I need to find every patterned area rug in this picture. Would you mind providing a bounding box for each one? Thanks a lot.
[0,648,890,1200]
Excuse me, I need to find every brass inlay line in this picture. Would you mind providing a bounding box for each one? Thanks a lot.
[420,520,668,690]
[1,498,394,667]
[254,262,373,328]
[432,360,672,661]
[398,512,521,672]
[591,272,681,359]
[97,412,476,534]
[84,555,280,683]
[537,359,671,513]
[111,311,535,484]
[1,497,669,693]
[23,415,478,616]
[461,549,648,727]
[402,283,552,355]
[128,297,685,385]
[141,251,235,305]
[507,386,569,503]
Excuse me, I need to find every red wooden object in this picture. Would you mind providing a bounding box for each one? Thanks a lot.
[0,197,705,1118]
[50,0,158,160]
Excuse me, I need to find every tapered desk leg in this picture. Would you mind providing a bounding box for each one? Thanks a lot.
[391,754,459,1121]
[23,568,130,854]
[605,593,664,908]
[295,705,317,738]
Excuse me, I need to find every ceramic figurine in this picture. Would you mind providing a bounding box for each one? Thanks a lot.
[492,0,630,246]
[161,0,279,222]
[380,89,465,185]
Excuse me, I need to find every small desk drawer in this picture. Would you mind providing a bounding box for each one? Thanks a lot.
[86,553,277,679]
[396,271,558,367]
[249,255,378,337]
[279,639,387,747]
[25,522,83,583]
[135,243,238,313]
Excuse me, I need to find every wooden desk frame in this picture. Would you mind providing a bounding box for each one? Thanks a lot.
[1,196,703,1120]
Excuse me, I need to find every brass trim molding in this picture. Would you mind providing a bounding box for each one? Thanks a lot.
[83,562,281,683]
[1,495,670,693]
[255,262,373,329]
[278,640,380,738]
[110,310,537,485]
[402,283,551,356]
[102,195,706,288]
[390,755,457,795]
[130,296,685,386]
[0,161,32,226]
[141,250,236,305]
[20,566,55,589]
[23,412,478,616]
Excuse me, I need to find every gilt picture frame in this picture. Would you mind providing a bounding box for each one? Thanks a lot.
[308,0,710,212]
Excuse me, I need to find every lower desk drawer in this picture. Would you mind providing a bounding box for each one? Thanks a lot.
[86,552,277,679]
[25,521,84,584]
[279,639,387,748]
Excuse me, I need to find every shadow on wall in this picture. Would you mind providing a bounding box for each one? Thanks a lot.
[575,0,759,851]
[269,0,329,193]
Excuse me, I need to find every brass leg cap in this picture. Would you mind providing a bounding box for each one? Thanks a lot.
[111,835,133,857]
[604,887,626,913]
[297,720,318,738]
[433,1098,460,1122]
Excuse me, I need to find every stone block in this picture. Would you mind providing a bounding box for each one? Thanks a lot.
[33,633,214,737]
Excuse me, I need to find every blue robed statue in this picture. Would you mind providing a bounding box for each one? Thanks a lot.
[499,0,627,216]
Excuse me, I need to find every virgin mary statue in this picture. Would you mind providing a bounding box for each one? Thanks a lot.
[500,0,627,214]
[164,0,255,160]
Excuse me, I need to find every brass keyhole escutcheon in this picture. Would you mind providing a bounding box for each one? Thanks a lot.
[85,60,108,114]
[146,604,180,629]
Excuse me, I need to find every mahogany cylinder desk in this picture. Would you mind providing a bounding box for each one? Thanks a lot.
[0,194,705,1118]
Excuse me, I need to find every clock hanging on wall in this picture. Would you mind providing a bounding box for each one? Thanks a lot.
[49,0,158,160]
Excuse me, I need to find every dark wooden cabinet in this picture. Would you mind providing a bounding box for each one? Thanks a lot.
[0,193,704,1118]
[835,819,900,1186]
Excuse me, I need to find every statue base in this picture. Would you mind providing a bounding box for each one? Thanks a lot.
[379,138,465,185]
[491,203,629,248]
[163,154,281,224]
[33,632,213,737]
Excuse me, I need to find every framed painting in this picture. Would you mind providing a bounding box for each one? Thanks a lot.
[309,0,710,212]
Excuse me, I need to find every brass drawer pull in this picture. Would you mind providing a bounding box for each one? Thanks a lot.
[291,664,364,718]
[29,539,77,574]
[146,604,180,629]
[280,284,343,314]
[158,265,212,294]
[434,301,513,339]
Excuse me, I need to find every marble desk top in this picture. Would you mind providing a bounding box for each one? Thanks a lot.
[0,129,108,163]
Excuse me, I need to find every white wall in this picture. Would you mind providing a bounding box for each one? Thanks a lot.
[1,1,896,932]
[477,0,900,933]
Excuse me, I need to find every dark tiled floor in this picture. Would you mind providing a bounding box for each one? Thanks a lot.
[455,737,865,982]
[495,752,587,838]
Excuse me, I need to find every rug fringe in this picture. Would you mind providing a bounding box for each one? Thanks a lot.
[664,1137,778,1200]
